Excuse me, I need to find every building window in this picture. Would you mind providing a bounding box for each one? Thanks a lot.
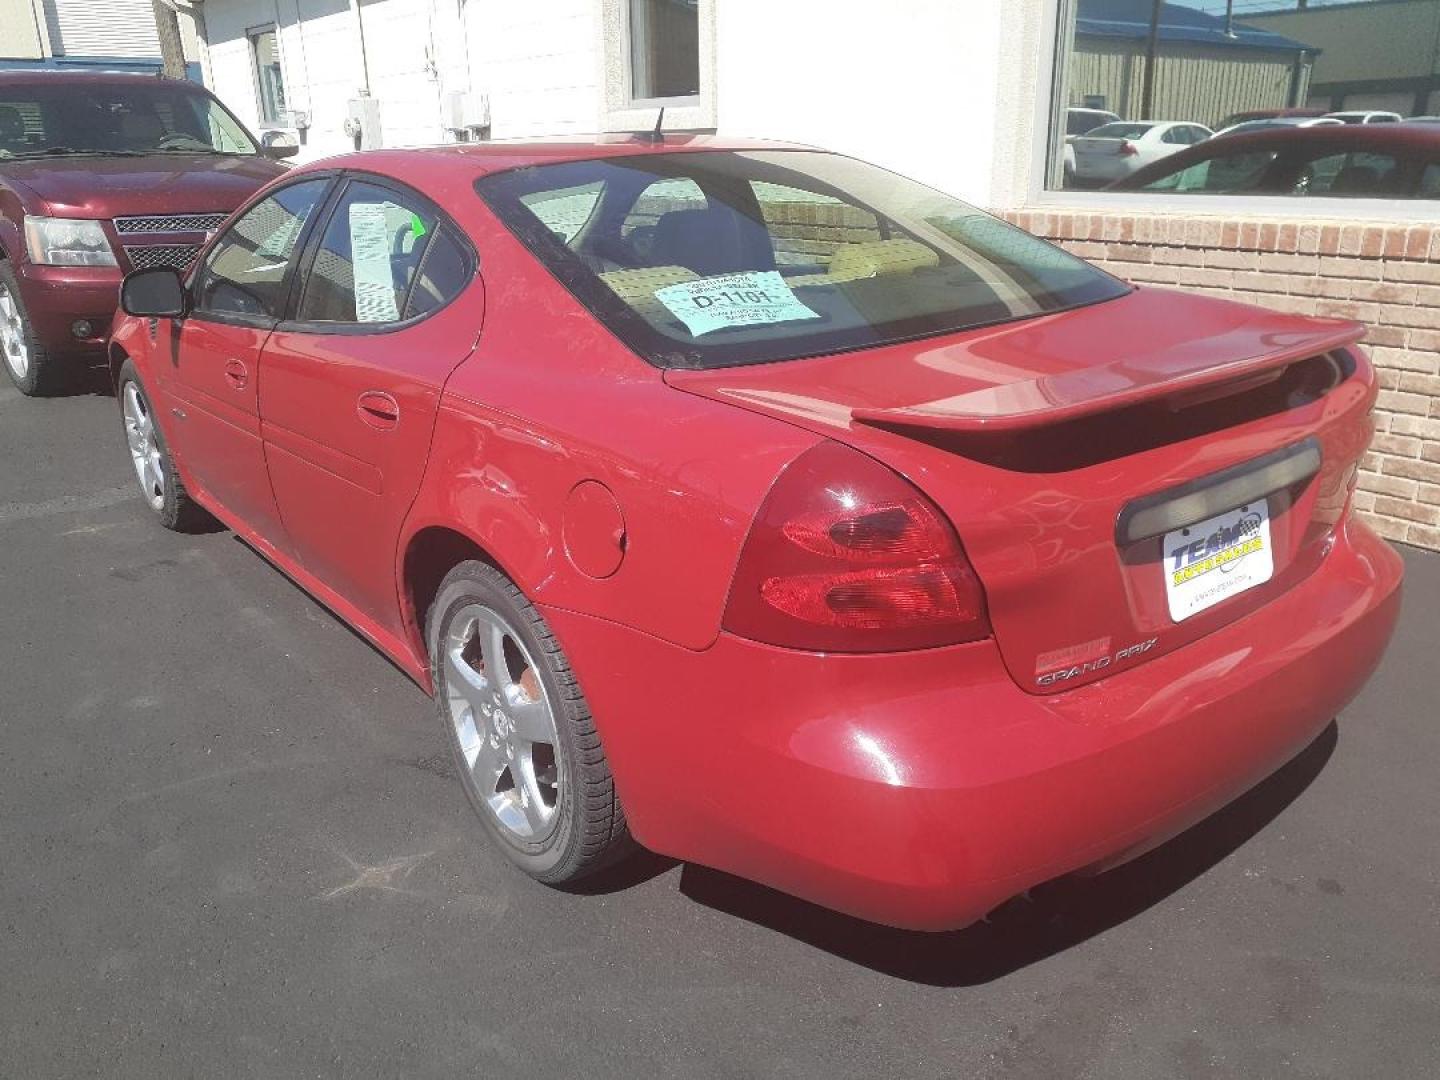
[1048,0,1440,201]
[628,0,700,101]
[249,27,286,126]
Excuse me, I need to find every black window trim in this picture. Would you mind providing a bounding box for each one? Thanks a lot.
[185,171,341,332]
[276,169,478,337]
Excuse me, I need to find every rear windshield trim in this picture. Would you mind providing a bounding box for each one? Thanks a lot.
[475,149,1132,370]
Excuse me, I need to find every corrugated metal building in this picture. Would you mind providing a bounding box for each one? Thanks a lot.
[0,0,200,75]
[1247,0,1440,116]
[1064,0,1318,128]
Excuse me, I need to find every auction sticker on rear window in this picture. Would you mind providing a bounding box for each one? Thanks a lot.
[653,271,819,336]
[1163,502,1273,622]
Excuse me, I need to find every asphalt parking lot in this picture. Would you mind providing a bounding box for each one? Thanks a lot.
[1,379,1437,1079]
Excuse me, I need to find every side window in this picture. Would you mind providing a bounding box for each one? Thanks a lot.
[1141,151,1278,193]
[193,178,329,319]
[403,230,472,320]
[297,181,438,325]
[1419,163,1440,199]
[1297,152,1401,197]
[0,98,46,156]
[1162,127,1186,145]
[751,180,882,276]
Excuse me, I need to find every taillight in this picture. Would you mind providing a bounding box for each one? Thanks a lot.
[723,442,991,652]
[1119,140,1139,157]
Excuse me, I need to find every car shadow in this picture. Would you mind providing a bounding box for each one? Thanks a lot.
[674,721,1338,986]
[560,848,680,896]
[75,363,118,398]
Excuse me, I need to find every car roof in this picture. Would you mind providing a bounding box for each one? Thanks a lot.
[1116,122,1440,188]
[0,69,203,89]
[1157,123,1440,158]
[287,134,819,183]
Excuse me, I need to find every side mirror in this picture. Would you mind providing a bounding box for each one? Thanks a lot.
[259,132,300,160]
[120,267,189,318]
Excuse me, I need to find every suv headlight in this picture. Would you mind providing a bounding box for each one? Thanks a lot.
[23,216,117,267]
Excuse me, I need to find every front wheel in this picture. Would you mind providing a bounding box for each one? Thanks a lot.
[428,560,633,883]
[0,261,73,396]
[116,360,208,532]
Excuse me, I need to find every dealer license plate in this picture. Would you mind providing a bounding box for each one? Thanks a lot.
[1162,502,1273,622]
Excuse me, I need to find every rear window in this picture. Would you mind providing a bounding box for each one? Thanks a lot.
[1085,123,1154,140]
[1066,111,1113,136]
[476,149,1128,369]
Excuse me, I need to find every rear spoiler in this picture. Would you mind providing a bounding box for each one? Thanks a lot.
[851,321,1366,437]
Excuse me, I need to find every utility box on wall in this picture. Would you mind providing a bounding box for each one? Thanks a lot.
[344,96,383,150]
[442,90,491,140]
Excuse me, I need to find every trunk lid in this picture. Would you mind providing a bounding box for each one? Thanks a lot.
[667,289,1375,693]
[1073,136,1131,159]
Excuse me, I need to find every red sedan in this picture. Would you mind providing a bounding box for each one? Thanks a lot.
[109,137,1402,931]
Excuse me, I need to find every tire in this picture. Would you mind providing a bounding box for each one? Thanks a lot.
[428,560,633,883]
[116,360,209,532]
[0,260,75,397]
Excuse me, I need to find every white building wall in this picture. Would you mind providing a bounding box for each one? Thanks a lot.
[193,0,1044,204]
[713,0,1009,205]
[203,0,371,159]
[468,0,602,139]
[347,0,446,148]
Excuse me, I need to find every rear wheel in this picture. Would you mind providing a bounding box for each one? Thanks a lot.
[116,360,207,531]
[428,560,632,883]
[0,261,73,396]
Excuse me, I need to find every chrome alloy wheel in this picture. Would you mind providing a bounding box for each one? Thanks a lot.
[123,382,165,511]
[443,604,563,842]
[0,281,27,382]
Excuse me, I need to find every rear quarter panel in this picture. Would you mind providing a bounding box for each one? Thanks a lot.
[402,201,818,653]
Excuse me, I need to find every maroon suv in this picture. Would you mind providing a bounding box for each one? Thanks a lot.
[0,71,292,395]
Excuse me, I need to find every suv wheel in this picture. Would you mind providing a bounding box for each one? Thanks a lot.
[0,261,73,396]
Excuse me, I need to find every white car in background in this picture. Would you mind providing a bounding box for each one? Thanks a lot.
[1063,107,1120,184]
[1212,116,1343,139]
[1325,110,1402,125]
[1070,121,1214,186]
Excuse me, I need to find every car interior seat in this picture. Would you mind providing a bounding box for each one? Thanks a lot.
[1329,164,1384,195]
[648,206,776,277]
[118,110,166,150]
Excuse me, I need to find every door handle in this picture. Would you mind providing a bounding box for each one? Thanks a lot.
[357,390,400,431]
[223,358,248,390]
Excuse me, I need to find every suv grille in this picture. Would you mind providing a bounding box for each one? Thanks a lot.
[125,244,203,271]
[112,211,225,272]
[113,213,229,235]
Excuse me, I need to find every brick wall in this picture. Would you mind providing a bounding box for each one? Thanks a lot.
[1004,210,1440,551]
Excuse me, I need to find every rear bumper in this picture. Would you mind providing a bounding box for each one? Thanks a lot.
[13,263,120,357]
[546,518,1403,931]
